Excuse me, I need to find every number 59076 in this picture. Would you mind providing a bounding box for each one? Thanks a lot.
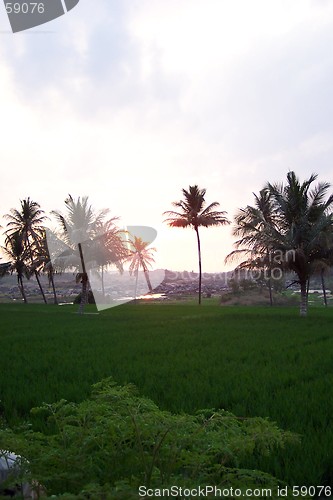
[5,3,45,14]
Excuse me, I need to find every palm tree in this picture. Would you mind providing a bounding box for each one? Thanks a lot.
[53,195,109,246]
[226,189,278,306]
[228,173,333,315]
[37,230,58,305]
[128,236,156,298]
[307,233,333,307]
[1,232,31,303]
[164,185,229,304]
[5,198,47,303]
[93,220,128,298]
[52,195,124,313]
[267,171,333,316]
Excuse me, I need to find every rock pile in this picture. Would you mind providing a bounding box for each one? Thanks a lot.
[153,270,230,298]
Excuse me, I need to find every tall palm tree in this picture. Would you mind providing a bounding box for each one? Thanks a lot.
[1,232,31,303]
[164,185,229,304]
[128,236,156,298]
[52,195,124,313]
[53,195,97,312]
[226,189,278,306]
[267,171,333,316]
[5,198,47,303]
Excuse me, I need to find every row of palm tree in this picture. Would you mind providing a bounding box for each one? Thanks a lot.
[0,196,156,311]
[1,172,333,316]
[225,172,333,316]
[163,173,333,316]
[4,199,48,303]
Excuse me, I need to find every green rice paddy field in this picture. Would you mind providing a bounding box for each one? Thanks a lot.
[0,302,333,489]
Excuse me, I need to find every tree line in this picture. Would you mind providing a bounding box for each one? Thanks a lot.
[0,195,155,312]
[163,172,333,316]
[1,171,333,317]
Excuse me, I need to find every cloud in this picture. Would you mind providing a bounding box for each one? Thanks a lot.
[1,0,333,272]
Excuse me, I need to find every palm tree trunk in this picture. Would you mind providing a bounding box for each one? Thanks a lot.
[35,270,47,303]
[140,257,153,293]
[266,265,273,308]
[321,268,328,307]
[195,227,202,305]
[143,268,153,293]
[26,237,47,304]
[79,275,88,314]
[265,250,273,306]
[134,270,139,302]
[49,269,58,305]
[78,243,88,314]
[18,275,28,303]
[268,276,273,306]
[101,265,105,298]
[300,279,308,317]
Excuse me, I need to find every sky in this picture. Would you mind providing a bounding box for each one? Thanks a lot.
[1,0,333,272]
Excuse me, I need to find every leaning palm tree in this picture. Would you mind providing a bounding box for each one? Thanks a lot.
[164,185,229,304]
[128,236,156,298]
[306,229,333,307]
[1,232,31,303]
[267,171,333,316]
[311,260,329,307]
[5,198,47,303]
[37,230,58,305]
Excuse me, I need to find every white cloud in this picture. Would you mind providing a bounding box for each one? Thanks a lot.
[1,1,333,272]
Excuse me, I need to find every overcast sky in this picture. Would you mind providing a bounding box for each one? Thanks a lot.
[1,0,333,272]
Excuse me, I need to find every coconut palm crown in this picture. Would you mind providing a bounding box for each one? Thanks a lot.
[227,172,333,316]
[128,236,156,296]
[164,185,229,304]
[266,171,333,316]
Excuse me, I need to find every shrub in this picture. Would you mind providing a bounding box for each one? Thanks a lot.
[0,379,298,498]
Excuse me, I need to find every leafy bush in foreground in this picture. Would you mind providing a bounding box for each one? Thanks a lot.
[0,378,298,499]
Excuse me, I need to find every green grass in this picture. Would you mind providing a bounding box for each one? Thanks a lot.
[0,302,333,487]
